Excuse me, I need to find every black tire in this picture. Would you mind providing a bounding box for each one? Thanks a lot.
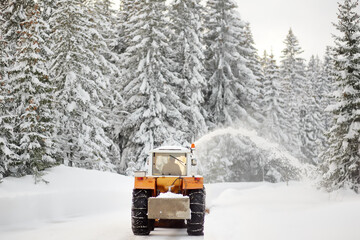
[187,188,206,236]
[131,189,152,235]
[149,219,155,231]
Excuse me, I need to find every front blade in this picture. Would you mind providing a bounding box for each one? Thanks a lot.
[148,197,190,220]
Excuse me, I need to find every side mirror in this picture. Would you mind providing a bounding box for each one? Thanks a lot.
[191,158,197,166]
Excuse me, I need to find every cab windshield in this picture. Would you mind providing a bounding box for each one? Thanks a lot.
[152,152,187,176]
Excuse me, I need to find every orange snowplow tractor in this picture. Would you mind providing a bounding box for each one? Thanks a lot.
[134,177,156,190]
[182,177,203,190]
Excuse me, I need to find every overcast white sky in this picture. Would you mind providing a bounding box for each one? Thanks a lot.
[234,0,341,62]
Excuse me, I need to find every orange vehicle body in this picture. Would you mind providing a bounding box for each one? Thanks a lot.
[134,176,204,197]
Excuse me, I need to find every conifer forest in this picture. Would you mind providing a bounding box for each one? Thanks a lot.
[1,0,360,193]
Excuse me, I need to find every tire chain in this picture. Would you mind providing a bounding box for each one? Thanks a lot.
[131,189,151,235]
[187,188,206,235]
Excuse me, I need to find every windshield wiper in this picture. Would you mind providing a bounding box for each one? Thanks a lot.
[170,155,186,166]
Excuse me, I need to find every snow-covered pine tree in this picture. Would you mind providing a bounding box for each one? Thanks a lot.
[0,1,6,180]
[113,0,133,55]
[87,0,118,63]
[119,0,189,173]
[1,0,30,54]
[204,0,256,127]
[0,1,6,70]
[170,0,207,140]
[321,47,336,133]
[239,22,265,124]
[0,0,18,180]
[260,51,288,145]
[37,0,57,59]
[317,47,336,164]
[5,3,59,180]
[1,0,36,178]
[320,0,360,192]
[303,55,323,164]
[1,0,31,81]
[49,0,119,171]
[279,28,307,162]
[0,91,17,180]
[0,103,15,180]
[112,1,136,161]
[38,0,56,21]
[86,0,123,171]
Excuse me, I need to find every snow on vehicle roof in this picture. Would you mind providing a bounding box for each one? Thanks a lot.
[150,146,190,153]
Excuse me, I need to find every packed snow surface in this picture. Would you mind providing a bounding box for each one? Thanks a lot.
[1,165,360,240]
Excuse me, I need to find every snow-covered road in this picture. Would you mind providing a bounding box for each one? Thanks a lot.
[1,166,360,240]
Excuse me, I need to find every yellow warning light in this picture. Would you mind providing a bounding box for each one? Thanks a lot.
[191,143,195,149]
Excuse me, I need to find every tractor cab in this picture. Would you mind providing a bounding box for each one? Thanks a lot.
[148,146,196,177]
[131,144,205,236]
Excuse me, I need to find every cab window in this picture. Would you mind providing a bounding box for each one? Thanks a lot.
[152,153,187,176]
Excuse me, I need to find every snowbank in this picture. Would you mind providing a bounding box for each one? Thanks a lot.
[205,181,360,240]
[0,165,132,228]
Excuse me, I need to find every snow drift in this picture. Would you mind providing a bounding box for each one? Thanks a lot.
[0,166,132,228]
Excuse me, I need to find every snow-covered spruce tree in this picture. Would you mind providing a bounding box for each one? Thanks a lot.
[170,0,207,140]
[112,0,136,171]
[260,51,289,145]
[86,0,123,171]
[113,0,133,55]
[49,0,119,171]
[1,0,31,55]
[0,96,16,180]
[38,0,57,22]
[279,29,307,162]
[37,0,57,58]
[239,22,265,124]
[119,0,189,173]
[320,0,360,192]
[321,47,337,132]
[5,3,58,180]
[1,0,36,178]
[1,0,31,80]
[0,0,18,180]
[0,2,6,180]
[0,1,6,67]
[317,47,336,164]
[204,0,257,127]
[87,0,118,63]
[303,55,324,164]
